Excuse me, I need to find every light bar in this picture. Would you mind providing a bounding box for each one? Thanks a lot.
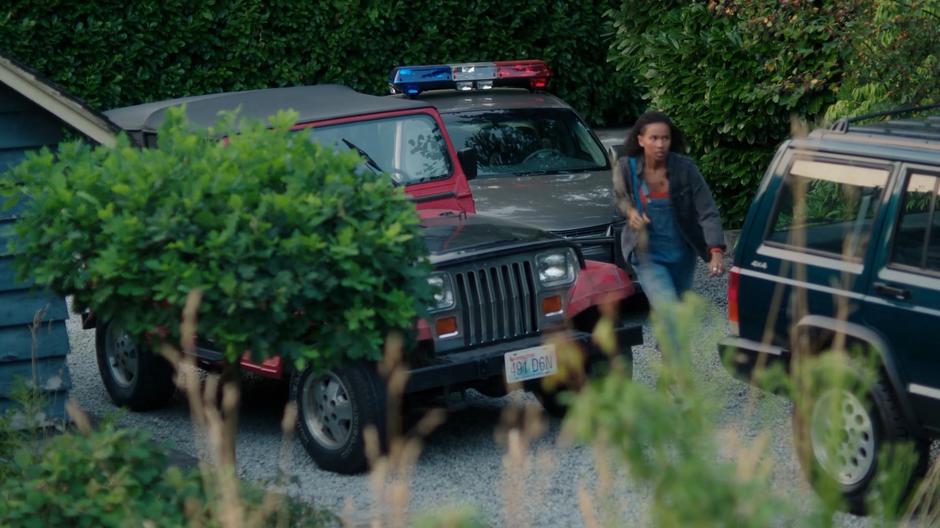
[389,65,453,95]
[388,60,551,96]
[495,60,552,90]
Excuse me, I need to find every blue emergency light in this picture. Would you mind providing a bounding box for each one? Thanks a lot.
[389,60,551,96]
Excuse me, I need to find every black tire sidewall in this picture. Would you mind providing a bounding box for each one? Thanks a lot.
[291,364,386,475]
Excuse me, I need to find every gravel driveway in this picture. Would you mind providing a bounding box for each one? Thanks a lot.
[65,259,875,527]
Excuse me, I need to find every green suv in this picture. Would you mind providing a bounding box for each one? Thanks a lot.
[719,105,940,513]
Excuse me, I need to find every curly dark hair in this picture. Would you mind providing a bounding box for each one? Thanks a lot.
[624,111,687,157]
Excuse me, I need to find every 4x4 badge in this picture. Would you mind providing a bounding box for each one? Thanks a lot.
[751,260,768,269]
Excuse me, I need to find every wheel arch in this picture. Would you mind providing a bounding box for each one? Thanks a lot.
[794,315,923,438]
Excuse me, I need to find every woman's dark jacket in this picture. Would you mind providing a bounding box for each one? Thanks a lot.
[613,152,726,262]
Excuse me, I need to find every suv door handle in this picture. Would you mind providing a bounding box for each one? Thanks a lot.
[873,282,911,301]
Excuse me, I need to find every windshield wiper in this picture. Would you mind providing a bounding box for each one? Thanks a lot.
[342,138,383,175]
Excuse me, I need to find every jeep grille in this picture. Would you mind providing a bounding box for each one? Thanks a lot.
[452,259,541,347]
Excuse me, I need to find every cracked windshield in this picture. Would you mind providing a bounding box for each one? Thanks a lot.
[443,108,608,177]
[306,114,451,185]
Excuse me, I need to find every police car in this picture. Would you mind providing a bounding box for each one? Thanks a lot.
[389,60,622,265]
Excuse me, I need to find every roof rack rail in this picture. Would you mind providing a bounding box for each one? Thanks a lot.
[831,102,940,132]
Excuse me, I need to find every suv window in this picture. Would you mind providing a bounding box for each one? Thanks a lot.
[441,108,608,177]
[766,159,889,260]
[306,114,452,185]
[891,172,940,272]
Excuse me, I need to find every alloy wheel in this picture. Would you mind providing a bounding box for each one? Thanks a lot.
[301,371,353,449]
[810,389,877,486]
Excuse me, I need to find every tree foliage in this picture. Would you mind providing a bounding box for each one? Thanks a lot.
[827,0,940,119]
[3,109,430,367]
[0,1,641,125]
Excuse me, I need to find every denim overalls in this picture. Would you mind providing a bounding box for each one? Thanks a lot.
[627,157,697,307]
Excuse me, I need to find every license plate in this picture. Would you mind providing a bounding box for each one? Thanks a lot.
[504,344,557,384]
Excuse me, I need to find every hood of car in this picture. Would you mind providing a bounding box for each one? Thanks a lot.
[468,170,616,233]
[419,212,565,264]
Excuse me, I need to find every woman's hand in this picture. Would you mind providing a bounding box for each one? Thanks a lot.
[708,251,725,277]
[627,209,650,231]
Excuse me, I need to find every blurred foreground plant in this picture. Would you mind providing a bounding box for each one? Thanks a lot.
[565,295,936,526]
[0,398,336,528]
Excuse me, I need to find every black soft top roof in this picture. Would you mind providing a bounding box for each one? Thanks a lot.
[105,84,432,133]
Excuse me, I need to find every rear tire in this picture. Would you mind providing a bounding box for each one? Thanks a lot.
[291,364,387,474]
[792,366,928,514]
[95,321,176,411]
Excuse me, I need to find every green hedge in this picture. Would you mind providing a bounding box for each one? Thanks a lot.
[0,1,640,126]
[608,1,860,226]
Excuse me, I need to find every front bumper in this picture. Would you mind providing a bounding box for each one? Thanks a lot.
[718,335,789,385]
[405,323,643,393]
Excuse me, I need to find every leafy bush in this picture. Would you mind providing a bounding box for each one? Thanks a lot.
[0,1,640,125]
[1,423,206,527]
[0,419,335,527]
[607,1,861,225]
[827,0,940,119]
[3,108,430,367]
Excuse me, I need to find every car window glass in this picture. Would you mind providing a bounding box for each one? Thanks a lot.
[441,108,608,177]
[892,173,940,271]
[306,114,451,185]
[767,159,888,260]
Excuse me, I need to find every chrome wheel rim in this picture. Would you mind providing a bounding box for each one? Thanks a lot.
[810,389,876,486]
[301,371,353,449]
[106,324,139,388]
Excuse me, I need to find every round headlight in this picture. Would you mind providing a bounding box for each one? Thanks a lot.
[536,250,576,286]
[427,274,455,311]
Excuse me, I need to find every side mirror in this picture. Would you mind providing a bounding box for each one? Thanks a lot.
[457,148,478,181]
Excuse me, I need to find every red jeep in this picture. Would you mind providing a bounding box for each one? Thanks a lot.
[98,84,642,473]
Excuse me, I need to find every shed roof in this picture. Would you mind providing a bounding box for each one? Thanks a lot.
[0,53,120,146]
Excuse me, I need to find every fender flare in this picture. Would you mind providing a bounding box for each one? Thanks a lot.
[794,315,923,437]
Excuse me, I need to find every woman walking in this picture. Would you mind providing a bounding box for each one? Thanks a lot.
[613,111,726,308]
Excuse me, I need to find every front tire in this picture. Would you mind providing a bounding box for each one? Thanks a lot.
[792,368,928,514]
[95,321,176,411]
[291,364,387,474]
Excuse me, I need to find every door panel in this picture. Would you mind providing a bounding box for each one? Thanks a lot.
[741,154,892,351]
[864,166,940,433]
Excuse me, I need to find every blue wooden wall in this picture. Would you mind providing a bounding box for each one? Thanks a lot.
[0,83,71,420]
